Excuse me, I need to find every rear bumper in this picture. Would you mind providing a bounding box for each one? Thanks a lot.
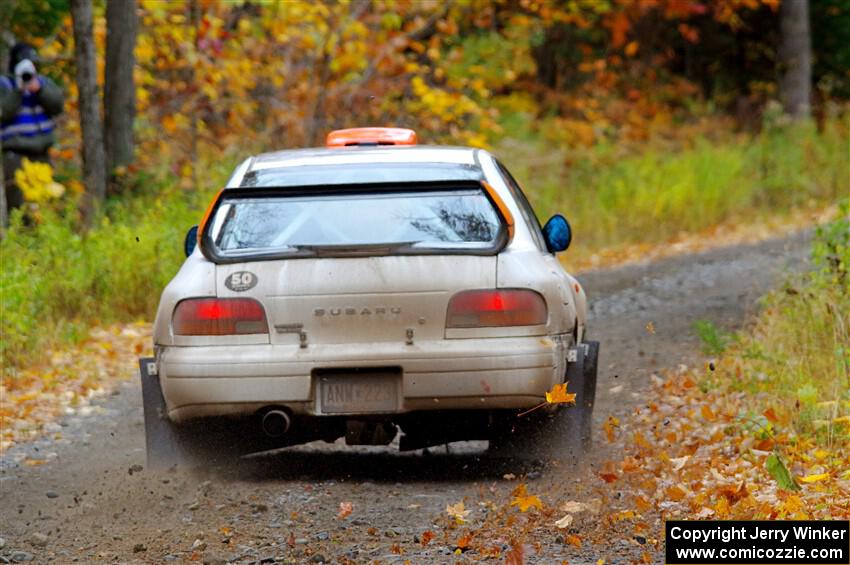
[158,336,568,422]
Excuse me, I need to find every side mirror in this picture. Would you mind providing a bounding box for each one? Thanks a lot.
[184,225,199,257]
[542,214,571,253]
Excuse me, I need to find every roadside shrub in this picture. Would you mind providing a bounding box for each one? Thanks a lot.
[0,161,233,378]
[500,117,849,256]
[710,202,849,445]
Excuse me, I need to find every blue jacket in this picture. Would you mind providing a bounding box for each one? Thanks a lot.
[0,75,64,154]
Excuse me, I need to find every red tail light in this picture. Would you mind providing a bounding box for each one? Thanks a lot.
[446,289,547,328]
[173,298,268,336]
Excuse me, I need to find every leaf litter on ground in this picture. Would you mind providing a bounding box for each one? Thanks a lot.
[0,322,152,454]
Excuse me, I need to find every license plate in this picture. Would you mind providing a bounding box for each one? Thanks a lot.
[319,372,399,414]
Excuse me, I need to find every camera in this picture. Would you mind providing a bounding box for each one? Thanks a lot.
[20,72,34,82]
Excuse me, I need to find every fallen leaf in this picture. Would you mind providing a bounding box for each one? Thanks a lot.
[505,542,524,565]
[714,495,730,518]
[799,473,829,483]
[670,455,690,471]
[446,501,471,523]
[456,533,473,549]
[420,530,435,546]
[645,321,655,334]
[566,534,582,547]
[634,496,652,512]
[337,501,353,520]
[23,458,47,466]
[594,457,620,484]
[633,431,651,450]
[666,485,687,501]
[554,514,573,528]
[559,501,588,514]
[766,454,800,491]
[545,382,576,405]
[611,510,636,522]
[620,456,641,472]
[510,484,543,512]
[717,482,749,504]
[603,416,619,442]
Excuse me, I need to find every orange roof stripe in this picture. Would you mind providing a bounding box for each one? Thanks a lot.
[197,187,224,252]
[481,180,515,243]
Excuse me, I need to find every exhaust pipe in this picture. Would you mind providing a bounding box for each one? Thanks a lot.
[261,409,291,438]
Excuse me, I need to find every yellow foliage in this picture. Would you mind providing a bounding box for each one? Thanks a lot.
[14,159,66,204]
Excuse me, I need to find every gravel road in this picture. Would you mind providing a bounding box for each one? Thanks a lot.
[0,231,811,564]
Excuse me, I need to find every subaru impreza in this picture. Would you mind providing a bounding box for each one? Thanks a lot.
[139,127,598,466]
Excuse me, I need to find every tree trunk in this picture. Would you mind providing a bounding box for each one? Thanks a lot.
[105,0,138,174]
[778,0,812,119]
[70,0,106,226]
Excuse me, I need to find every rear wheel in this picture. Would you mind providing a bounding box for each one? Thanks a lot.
[140,358,267,469]
[486,341,599,465]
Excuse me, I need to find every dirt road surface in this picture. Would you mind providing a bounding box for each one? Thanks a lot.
[0,232,811,564]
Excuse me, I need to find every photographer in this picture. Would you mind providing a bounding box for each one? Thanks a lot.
[1,43,64,210]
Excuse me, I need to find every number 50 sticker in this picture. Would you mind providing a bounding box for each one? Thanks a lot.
[225,271,258,292]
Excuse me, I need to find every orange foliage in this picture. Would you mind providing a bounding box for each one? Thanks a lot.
[31,0,783,188]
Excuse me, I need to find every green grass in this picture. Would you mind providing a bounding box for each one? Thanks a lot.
[498,117,849,257]
[693,320,735,356]
[1,160,234,376]
[705,207,850,442]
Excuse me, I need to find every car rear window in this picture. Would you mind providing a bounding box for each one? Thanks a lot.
[205,188,505,260]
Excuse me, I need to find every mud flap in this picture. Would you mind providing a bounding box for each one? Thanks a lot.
[564,341,600,449]
[139,357,190,470]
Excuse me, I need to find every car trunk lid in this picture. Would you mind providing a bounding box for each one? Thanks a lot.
[216,255,496,345]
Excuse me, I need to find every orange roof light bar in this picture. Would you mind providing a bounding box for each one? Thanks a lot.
[326,127,417,147]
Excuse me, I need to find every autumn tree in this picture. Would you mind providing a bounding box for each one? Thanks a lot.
[70,0,106,225]
[105,0,138,174]
[778,0,812,119]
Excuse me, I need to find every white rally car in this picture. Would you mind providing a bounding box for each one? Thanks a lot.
[139,127,598,466]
